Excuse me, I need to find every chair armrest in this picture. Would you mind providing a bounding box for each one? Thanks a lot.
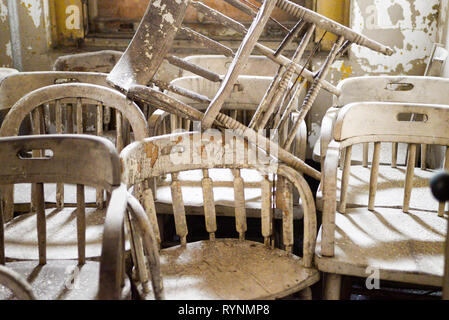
[126,193,164,299]
[0,265,35,299]
[320,140,340,257]
[98,185,127,300]
[320,107,339,171]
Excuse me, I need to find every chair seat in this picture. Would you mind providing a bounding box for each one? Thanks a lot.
[4,207,106,260]
[312,140,408,165]
[317,165,441,212]
[14,183,100,206]
[315,207,448,287]
[137,239,320,300]
[0,260,130,300]
[155,169,303,219]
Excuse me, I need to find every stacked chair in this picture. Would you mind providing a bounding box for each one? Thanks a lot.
[316,102,449,299]
[15,0,449,301]
[0,135,131,299]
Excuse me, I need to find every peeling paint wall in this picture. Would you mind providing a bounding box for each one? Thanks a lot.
[0,0,13,67]
[350,0,440,75]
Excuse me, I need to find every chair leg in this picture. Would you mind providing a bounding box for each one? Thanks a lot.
[324,273,342,300]
[297,287,312,300]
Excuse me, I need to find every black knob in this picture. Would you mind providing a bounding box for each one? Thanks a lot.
[430,171,449,202]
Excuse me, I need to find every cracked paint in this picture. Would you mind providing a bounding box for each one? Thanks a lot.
[350,0,439,75]
[21,0,42,28]
[5,41,11,57]
[0,0,7,23]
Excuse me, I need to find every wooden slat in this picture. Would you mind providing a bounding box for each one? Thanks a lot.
[201,0,277,129]
[179,27,234,57]
[55,100,64,209]
[104,106,111,125]
[233,169,247,241]
[170,114,177,133]
[116,110,124,153]
[165,55,221,83]
[403,144,417,213]
[96,103,104,209]
[392,142,398,168]
[421,144,427,170]
[201,170,217,241]
[368,142,381,211]
[339,146,352,213]
[439,147,449,217]
[277,177,293,253]
[274,19,305,57]
[170,173,188,246]
[31,108,42,213]
[125,211,149,292]
[261,175,272,247]
[362,143,369,168]
[76,184,86,265]
[67,104,74,133]
[76,98,83,134]
[141,183,161,246]
[35,183,46,265]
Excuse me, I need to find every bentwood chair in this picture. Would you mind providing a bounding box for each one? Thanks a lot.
[316,102,449,299]
[120,132,319,299]
[0,135,130,299]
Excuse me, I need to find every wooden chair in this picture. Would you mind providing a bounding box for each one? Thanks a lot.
[120,131,319,299]
[149,76,306,220]
[315,102,449,299]
[0,135,130,299]
[110,0,390,183]
[0,265,35,300]
[315,76,449,212]
[0,83,148,261]
[314,74,449,170]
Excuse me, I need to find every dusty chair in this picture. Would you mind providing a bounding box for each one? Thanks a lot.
[109,0,391,184]
[0,135,130,300]
[315,102,449,299]
[120,131,319,299]
[147,76,306,239]
[0,83,148,231]
[0,265,35,300]
[314,50,449,170]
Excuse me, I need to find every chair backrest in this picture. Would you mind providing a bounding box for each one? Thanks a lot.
[330,102,449,215]
[0,83,149,152]
[120,132,317,266]
[0,72,109,112]
[182,55,279,77]
[335,76,449,108]
[53,50,123,73]
[0,135,121,265]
